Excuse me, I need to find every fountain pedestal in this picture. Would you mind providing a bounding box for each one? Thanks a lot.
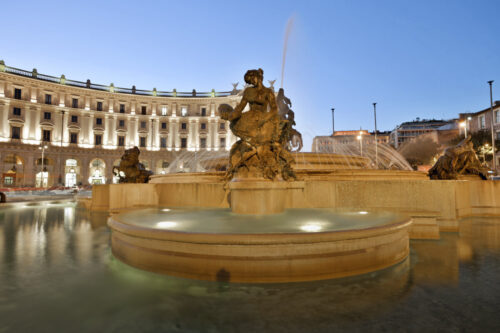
[228,179,288,214]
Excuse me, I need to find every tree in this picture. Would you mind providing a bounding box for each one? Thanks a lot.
[398,136,441,169]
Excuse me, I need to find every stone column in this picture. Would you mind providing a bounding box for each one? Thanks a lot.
[0,102,9,140]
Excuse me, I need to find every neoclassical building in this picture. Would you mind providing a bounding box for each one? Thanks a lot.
[0,61,242,187]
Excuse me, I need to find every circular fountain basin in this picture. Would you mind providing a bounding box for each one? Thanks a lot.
[108,208,411,283]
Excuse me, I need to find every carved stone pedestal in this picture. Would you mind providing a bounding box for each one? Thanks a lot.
[228,179,289,214]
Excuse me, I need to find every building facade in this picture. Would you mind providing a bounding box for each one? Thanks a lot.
[312,130,390,153]
[389,119,457,148]
[0,62,242,187]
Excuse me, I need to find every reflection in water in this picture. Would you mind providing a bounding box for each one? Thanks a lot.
[0,203,500,332]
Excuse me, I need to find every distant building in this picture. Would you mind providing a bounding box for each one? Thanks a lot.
[389,119,457,149]
[312,130,388,153]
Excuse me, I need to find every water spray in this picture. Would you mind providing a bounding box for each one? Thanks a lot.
[281,15,295,89]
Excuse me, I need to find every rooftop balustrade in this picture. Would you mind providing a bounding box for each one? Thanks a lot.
[1,62,236,98]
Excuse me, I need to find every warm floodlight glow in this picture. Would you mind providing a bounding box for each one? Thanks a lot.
[156,221,177,228]
[459,122,466,128]
[357,135,361,140]
[359,211,368,215]
[161,209,171,212]
[300,223,322,232]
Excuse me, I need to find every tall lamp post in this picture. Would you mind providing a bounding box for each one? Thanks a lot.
[331,107,335,135]
[488,80,497,172]
[38,144,48,188]
[357,131,363,156]
[59,110,65,186]
[373,103,378,168]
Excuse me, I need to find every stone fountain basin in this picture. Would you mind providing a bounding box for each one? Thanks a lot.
[108,208,411,283]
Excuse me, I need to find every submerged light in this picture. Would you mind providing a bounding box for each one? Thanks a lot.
[156,221,177,228]
[300,223,322,232]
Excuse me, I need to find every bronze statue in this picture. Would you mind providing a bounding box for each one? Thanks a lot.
[428,137,489,180]
[276,88,303,152]
[113,146,153,183]
[219,69,296,180]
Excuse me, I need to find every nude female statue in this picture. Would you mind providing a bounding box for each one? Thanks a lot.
[219,69,295,180]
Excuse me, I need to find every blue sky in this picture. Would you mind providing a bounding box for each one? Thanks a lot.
[1,0,499,150]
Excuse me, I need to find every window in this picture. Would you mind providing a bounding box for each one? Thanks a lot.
[96,118,102,125]
[220,137,226,148]
[4,176,14,185]
[14,88,22,100]
[43,130,51,142]
[118,136,125,146]
[201,108,207,116]
[160,137,167,148]
[97,101,103,111]
[45,94,52,105]
[220,122,225,130]
[11,127,21,139]
[200,123,206,130]
[119,120,125,127]
[141,106,147,115]
[496,110,500,124]
[181,106,187,117]
[181,122,187,130]
[161,106,167,116]
[140,137,146,147]
[95,134,102,146]
[140,121,146,129]
[161,122,167,129]
[71,115,78,123]
[479,115,486,129]
[44,112,51,120]
[120,104,125,113]
[70,133,78,144]
[13,107,21,116]
[181,138,187,148]
[72,98,78,108]
[200,138,206,148]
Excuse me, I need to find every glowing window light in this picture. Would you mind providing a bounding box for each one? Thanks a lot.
[161,209,171,212]
[359,211,368,215]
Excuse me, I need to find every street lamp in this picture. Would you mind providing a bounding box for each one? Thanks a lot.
[488,80,497,172]
[38,144,48,188]
[460,121,467,138]
[331,108,335,135]
[357,131,363,156]
[373,103,378,168]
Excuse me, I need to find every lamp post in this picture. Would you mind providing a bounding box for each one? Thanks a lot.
[357,131,363,156]
[59,110,65,186]
[488,80,497,172]
[331,108,335,135]
[460,121,467,138]
[38,144,48,188]
[373,103,378,168]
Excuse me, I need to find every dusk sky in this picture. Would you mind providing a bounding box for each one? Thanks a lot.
[2,0,499,150]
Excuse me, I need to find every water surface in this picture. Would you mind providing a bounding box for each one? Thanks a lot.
[1,202,499,332]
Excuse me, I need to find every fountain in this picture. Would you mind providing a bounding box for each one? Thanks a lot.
[106,68,415,282]
[100,20,500,283]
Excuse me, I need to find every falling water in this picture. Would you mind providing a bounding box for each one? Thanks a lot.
[281,16,295,89]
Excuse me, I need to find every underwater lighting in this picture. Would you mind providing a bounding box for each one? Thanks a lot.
[156,221,177,228]
[300,223,322,232]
